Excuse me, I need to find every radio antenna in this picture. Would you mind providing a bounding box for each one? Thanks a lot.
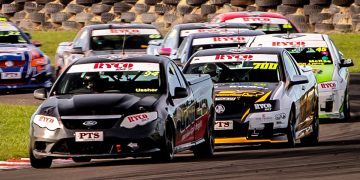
[122,30,126,58]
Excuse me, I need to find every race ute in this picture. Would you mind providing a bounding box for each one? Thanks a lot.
[29,55,215,168]
[210,11,300,34]
[0,21,52,90]
[55,24,163,76]
[247,33,354,120]
[147,22,250,59]
[183,47,319,147]
[175,30,265,65]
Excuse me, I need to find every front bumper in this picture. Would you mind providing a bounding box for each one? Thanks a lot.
[0,68,52,90]
[215,109,290,145]
[30,120,163,159]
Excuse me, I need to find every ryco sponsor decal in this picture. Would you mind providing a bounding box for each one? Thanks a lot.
[254,103,272,111]
[192,36,251,46]
[120,112,158,128]
[319,81,337,90]
[215,54,253,61]
[190,54,279,64]
[272,41,305,47]
[180,28,243,37]
[33,115,60,131]
[226,17,289,24]
[67,62,159,73]
[92,29,160,36]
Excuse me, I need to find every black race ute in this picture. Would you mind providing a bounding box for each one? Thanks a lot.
[29,55,215,168]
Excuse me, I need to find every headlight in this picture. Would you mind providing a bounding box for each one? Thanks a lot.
[33,115,60,131]
[120,112,158,128]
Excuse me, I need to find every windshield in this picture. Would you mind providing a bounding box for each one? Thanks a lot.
[249,24,297,34]
[90,29,161,51]
[185,54,280,83]
[0,30,27,44]
[53,62,162,95]
[287,47,333,66]
[191,44,240,56]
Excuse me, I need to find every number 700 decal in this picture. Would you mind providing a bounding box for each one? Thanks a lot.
[253,63,278,70]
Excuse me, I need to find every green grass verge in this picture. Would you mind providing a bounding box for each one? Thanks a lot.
[0,104,37,161]
[329,33,360,73]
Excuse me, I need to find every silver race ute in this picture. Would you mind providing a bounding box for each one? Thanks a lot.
[183,47,319,146]
[55,24,163,76]
[29,55,215,168]
[248,33,354,120]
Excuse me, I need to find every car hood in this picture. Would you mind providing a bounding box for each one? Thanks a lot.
[41,94,159,116]
[214,82,279,120]
[0,44,33,52]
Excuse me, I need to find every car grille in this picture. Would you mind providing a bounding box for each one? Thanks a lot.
[216,101,249,120]
[61,115,121,130]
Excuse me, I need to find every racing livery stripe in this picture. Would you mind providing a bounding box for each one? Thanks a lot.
[241,108,250,122]
[215,137,287,144]
[255,91,272,103]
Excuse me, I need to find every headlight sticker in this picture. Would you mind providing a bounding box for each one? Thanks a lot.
[33,115,60,131]
[120,112,158,128]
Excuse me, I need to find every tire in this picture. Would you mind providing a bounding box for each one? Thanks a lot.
[2,4,17,14]
[15,0,25,3]
[24,2,37,13]
[135,3,149,14]
[0,0,13,4]
[329,4,341,14]
[62,21,82,29]
[67,4,85,14]
[356,0,360,5]
[59,0,72,5]
[210,0,230,5]
[343,90,351,120]
[76,0,100,6]
[51,12,71,23]
[315,23,334,32]
[332,0,354,6]
[352,14,360,26]
[101,12,115,22]
[287,14,307,24]
[19,19,35,30]
[183,13,203,23]
[164,13,177,23]
[286,110,296,148]
[29,12,45,23]
[91,3,112,14]
[246,5,257,11]
[145,0,159,5]
[277,5,298,15]
[309,13,332,24]
[310,0,331,5]
[152,122,175,161]
[141,12,156,24]
[300,104,319,146]
[45,3,63,14]
[255,0,281,7]
[193,115,215,158]
[121,12,135,23]
[75,12,93,23]
[304,4,324,15]
[102,0,116,5]
[350,4,360,15]
[155,4,173,15]
[186,0,206,6]
[333,13,348,24]
[201,4,216,15]
[163,0,180,5]
[72,157,91,163]
[282,0,308,5]
[35,0,53,5]
[114,2,132,14]
[13,11,26,21]
[230,0,254,6]
[335,24,352,32]
[177,4,194,15]
[30,148,52,168]
[124,0,137,4]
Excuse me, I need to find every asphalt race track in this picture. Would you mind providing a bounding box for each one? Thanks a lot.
[1,74,360,180]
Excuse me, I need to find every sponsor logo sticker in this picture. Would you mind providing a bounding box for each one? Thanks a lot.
[215,104,226,114]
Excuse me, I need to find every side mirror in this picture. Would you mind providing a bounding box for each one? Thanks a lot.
[158,47,172,56]
[71,46,84,54]
[299,66,313,73]
[290,75,309,86]
[340,58,354,68]
[25,32,31,39]
[34,88,47,100]
[148,39,163,46]
[173,87,188,99]
[32,40,42,47]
